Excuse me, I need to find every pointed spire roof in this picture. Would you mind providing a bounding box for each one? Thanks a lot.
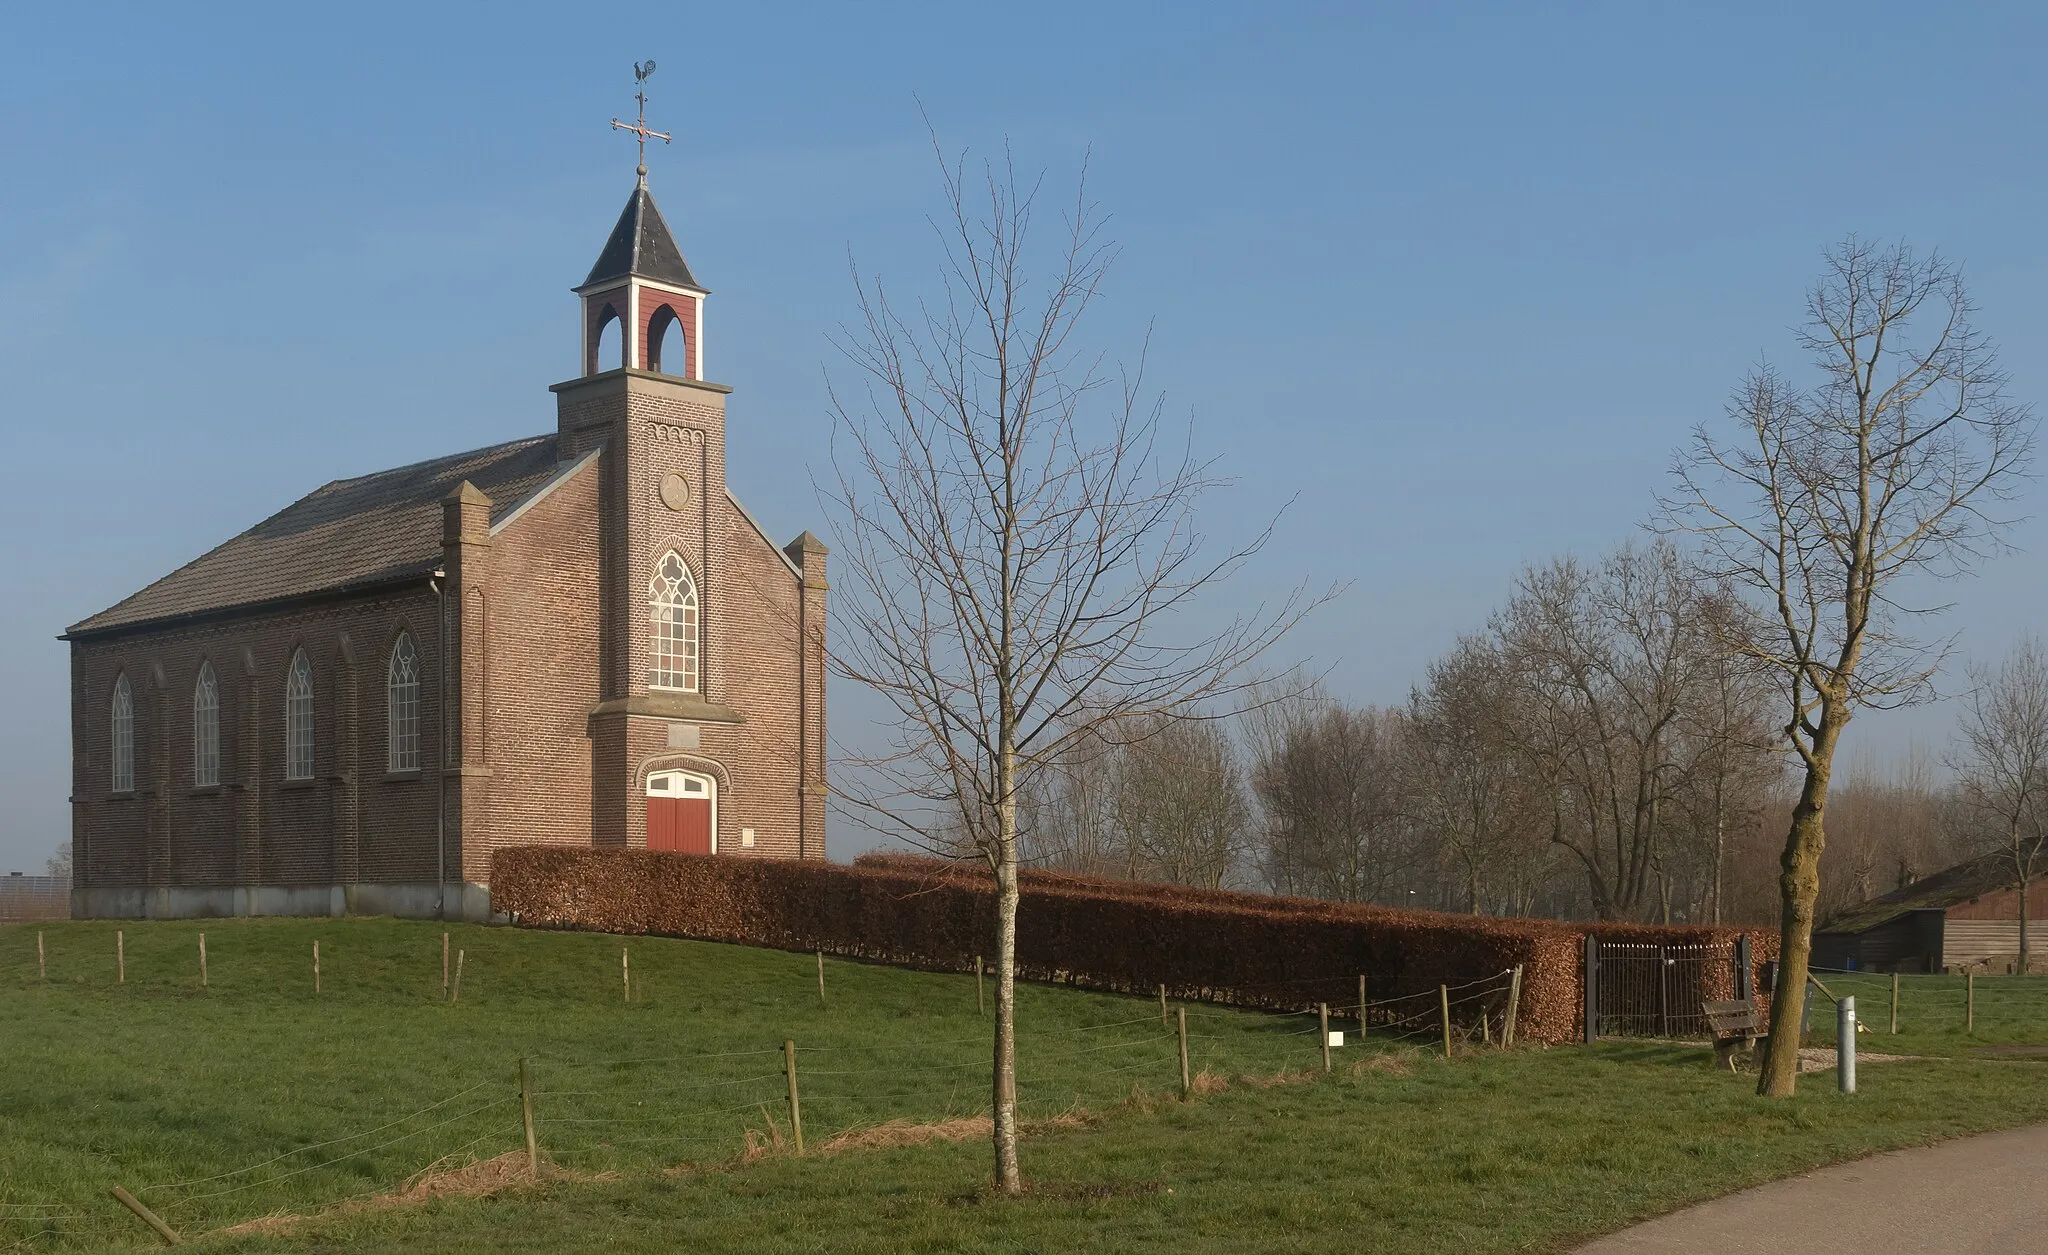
[583,181,703,290]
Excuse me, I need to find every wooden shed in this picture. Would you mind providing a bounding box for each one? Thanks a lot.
[1813,850,2048,974]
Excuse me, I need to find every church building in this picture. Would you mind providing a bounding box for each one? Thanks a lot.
[62,162,829,921]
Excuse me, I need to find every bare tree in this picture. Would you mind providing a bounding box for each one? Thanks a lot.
[1018,731,1122,877]
[1950,637,2048,973]
[1664,238,2033,1096]
[1114,716,1254,889]
[1405,637,1547,914]
[1253,704,1414,903]
[1491,542,1728,920]
[826,143,1313,1190]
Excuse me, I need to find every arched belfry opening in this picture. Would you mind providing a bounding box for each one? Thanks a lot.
[590,303,623,376]
[647,303,688,376]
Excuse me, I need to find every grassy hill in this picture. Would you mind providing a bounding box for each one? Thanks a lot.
[6,918,2048,1252]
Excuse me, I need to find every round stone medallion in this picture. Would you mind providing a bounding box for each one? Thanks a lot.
[658,471,692,512]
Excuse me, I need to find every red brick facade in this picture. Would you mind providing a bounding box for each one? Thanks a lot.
[64,186,826,920]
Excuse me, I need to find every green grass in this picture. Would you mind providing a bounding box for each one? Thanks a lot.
[0,917,1296,1249]
[7,920,2048,1253]
[1799,969,2048,1055]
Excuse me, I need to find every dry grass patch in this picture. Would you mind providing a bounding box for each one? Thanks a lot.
[211,1151,567,1240]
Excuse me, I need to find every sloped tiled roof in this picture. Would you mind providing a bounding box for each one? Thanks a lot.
[1819,847,2037,935]
[582,182,701,290]
[67,435,566,637]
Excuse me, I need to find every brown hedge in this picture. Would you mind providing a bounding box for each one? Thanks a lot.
[491,847,1774,1044]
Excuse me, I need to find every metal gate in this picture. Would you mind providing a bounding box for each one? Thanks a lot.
[1586,938,1749,1040]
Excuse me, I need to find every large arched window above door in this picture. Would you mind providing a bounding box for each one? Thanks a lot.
[648,551,700,692]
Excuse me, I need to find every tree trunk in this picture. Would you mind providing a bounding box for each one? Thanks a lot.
[1758,713,1843,1097]
[992,740,1022,1193]
[2020,868,2031,976]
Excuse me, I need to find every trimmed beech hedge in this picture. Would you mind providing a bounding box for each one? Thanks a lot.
[491,847,1773,1044]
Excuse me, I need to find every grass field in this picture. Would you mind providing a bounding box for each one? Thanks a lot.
[6,919,2048,1253]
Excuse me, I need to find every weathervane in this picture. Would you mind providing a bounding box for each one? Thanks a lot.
[611,60,672,181]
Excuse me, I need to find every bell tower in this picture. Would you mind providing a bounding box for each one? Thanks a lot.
[552,63,744,848]
[575,182,708,380]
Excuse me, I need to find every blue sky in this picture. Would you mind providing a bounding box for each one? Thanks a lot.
[3,3,2044,869]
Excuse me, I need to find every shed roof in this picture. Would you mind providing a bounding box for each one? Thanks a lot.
[1818,848,2036,936]
[66,435,567,638]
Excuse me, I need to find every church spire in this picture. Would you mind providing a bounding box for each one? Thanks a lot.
[576,63,709,381]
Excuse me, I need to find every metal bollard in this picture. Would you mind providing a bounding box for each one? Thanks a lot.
[1838,996,1856,1094]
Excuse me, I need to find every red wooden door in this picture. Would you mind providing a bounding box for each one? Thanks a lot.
[646,797,713,853]
[675,798,711,853]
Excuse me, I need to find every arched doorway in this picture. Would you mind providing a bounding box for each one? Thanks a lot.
[646,769,716,853]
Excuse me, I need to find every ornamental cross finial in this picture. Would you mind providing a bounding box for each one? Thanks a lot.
[611,60,672,181]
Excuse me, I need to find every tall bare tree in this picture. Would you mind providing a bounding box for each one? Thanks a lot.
[1114,716,1253,889]
[1490,542,1727,919]
[1405,637,1546,914]
[1664,238,2033,1096]
[1950,637,2048,973]
[827,144,1312,1189]
[1253,704,1414,903]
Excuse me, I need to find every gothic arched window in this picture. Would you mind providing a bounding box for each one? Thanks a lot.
[285,649,315,781]
[193,663,220,787]
[387,633,420,772]
[110,673,134,793]
[649,552,700,692]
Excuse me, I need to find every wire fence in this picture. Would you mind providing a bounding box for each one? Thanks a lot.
[0,967,1525,1249]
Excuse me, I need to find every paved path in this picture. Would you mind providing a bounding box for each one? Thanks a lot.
[1574,1122,2048,1254]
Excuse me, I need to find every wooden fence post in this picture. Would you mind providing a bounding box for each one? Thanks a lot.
[1158,983,1168,1027]
[1505,965,1523,1047]
[453,949,465,1002]
[199,934,208,988]
[623,948,631,1003]
[1177,1006,1191,1100]
[109,1185,182,1246]
[817,949,826,1006]
[1440,985,1453,1061]
[1582,935,1598,1044]
[1319,1003,1332,1072]
[782,1039,805,1154]
[1358,974,1368,1038]
[313,940,321,994]
[519,1057,539,1175]
[38,931,45,980]
[442,932,450,1002]
[1966,970,1975,1032]
[976,955,985,1016]
[1890,971,1899,1034]
[117,929,125,984]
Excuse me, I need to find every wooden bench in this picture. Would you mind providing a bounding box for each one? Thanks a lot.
[1703,999,1763,1071]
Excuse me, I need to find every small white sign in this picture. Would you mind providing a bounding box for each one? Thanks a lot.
[741,828,755,848]
[1327,1031,1345,1048]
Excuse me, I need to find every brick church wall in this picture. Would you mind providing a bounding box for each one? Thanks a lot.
[472,458,603,879]
[68,587,445,896]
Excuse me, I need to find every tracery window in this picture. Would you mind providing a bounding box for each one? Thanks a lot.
[649,552,700,692]
[193,663,219,787]
[111,673,134,793]
[285,649,315,781]
[387,633,420,772]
